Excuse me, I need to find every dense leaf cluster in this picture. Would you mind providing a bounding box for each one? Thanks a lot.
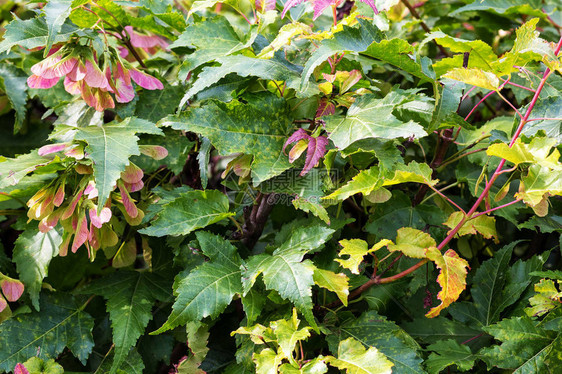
[0,0,561,373]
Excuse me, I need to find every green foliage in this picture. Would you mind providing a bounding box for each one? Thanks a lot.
[1,0,562,372]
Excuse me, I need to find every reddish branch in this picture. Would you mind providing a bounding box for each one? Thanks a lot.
[325,35,562,310]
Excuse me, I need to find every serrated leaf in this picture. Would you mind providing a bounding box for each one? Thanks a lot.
[325,337,394,374]
[271,309,312,360]
[444,212,498,239]
[163,94,292,184]
[451,0,545,17]
[336,239,391,274]
[75,117,163,210]
[97,348,145,374]
[180,54,318,106]
[242,288,266,325]
[42,0,73,56]
[362,38,434,82]
[292,197,330,225]
[154,232,242,333]
[21,357,64,374]
[515,165,562,210]
[526,279,562,317]
[242,226,333,329]
[313,268,349,306]
[480,315,556,371]
[139,190,233,237]
[486,137,562,170]
[13,226,63,311]
[0,293,94,371]
[328,311,424,374]
[78,271,171,374]
[300,21,382,91]
[279,358,328,373]
[388,227,437,258]
[134,82,184,123]
[257,23,312,59]
[0,64,28,132]
[254,348,283,374]
[0,17,76,54]
[177,322,209,373]
[0,151,53,189]
[325,93,427,150]
[171,16,256,75]
[521,96,562,144]
[325,162,435,201]
[425,340,476,373]
[425,248,470,318]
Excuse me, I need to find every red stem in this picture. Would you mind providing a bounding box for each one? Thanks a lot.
[471,198,522,219]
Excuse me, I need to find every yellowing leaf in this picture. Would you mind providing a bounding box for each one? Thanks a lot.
[444,212,498,239]
[387,227,437,258]
[486,138,562,170]
[515,165,562,212]
[325,337,394,374]
[313,268,349,306]
[525,279,562,317]
[443,68,499,91]
[271,309,312,360]
[425,249,470,318]
[257,23,312,59]
[336,239,392,274]
[254,348,284,374]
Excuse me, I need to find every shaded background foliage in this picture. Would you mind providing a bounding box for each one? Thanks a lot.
[0,0,562,373]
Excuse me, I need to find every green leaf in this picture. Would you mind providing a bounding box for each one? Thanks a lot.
[21,357,64,374]
[0,151,54,189]
[134,82,184,123]
[0,17,76,54]
[241,288,266,325]
[325,162,435,201]
[300,21,382,92]
[329,311,424,374]
[13,226,63,310]
[254,348,283,374]
[242,226,334,329]
[362,38,434,82]
[78,271,171,374]
[279,358,328,373]
[292,196,330,225]
[425,340,476,373]
[75,117,163,210]
[171,16,256,75]
[271,309,312,360]
[486,137,562,169]
[96,348,145,374]
[388,227,437,258]
[162,94,293,184]
[515,165,562,212]
[325,337,394,374]
[325,93,427,150]
[42,0,73,56]
[180,55,318,106]
[451,0,545,17]
[480,315,556,371]
[401,317,482,345]
[443,212,498,239]
[139,190,233,237]
[313,268,349,306]
[336,239,391,274]
[0,64,28,132]
[0,293,94,371]
[154,232,242,333]
[176,323,209,373]
[197,137,212,188]
[521,96,562,144]
[526,279,562,317]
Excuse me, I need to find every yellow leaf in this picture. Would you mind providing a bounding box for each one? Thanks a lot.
[443,68,499,91]
[425,248,470,318]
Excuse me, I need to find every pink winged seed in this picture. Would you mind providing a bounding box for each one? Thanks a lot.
[301,135,329,176]
[1,278,24,302]
[283,128,310,153]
